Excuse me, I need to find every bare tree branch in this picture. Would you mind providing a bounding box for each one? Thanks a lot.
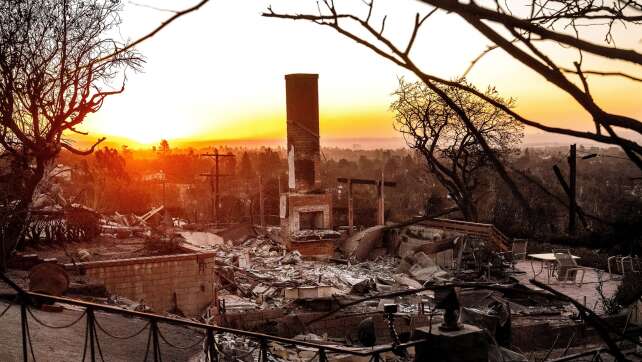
[91,0,210,68]
[560,68,642,83]
[61,137,106,156]
[0,0,209,263]
[419,0,642,65]
[264,0,642,170]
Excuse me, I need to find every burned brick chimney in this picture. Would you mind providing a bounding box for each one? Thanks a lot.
[280,73,336,257]
[285,73,321,193]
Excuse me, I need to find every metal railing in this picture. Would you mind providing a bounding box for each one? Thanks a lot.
[418,218,511,251]
[5,272,642,361]
[0,273,425,361]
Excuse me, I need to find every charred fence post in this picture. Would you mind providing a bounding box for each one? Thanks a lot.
[259,337,269,361]
[206,328,218,362]
[149,320,162,362]
[20,301,28,362]
[319,348,328,362]
[84,306,100,362]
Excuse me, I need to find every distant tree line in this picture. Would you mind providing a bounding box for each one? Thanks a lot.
[48,139,638,255]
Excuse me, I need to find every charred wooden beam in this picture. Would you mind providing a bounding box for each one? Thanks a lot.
[337,177,397,187]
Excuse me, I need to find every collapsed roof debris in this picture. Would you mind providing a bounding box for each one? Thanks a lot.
[6,204,635,361]
[5,160,636,361]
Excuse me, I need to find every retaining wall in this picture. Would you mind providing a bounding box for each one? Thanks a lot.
[68,251,216,316]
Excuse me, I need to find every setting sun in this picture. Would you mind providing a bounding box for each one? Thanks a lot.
[4,0,642,358]
[80,0,642,148]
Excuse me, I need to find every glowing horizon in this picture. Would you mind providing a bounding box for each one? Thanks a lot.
[78,0,642,148]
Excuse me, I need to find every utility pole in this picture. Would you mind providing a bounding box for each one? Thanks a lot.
[258,175,265,227]
[568,144,577,235]
[347,179,353,234]
[161,171,168,225]
[553,144,581,235]
[378,169,385,225]
[161,171,166,207]
[200,148,235,228]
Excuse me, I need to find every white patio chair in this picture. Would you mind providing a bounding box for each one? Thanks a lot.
[553,250,586,286]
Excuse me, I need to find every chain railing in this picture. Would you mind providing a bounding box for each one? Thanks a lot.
[5,272,641,361]
[0,273,426,361]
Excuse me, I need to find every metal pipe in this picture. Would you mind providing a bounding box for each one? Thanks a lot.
[546,347,607,362]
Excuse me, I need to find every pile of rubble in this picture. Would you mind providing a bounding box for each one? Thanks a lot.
[188,232,451,315]
[290,229,341,242]
[99,206,165,238]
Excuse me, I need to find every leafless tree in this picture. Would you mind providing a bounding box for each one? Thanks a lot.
[392,78,523,221]
[0,0,208,268]
[263,0,642,213]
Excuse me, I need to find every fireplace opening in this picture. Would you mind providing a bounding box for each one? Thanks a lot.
[299,211,324,230]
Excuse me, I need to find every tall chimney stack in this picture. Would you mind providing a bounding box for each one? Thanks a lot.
[285,73,321,192]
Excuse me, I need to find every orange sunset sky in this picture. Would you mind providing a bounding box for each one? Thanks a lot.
[80,0,642,148]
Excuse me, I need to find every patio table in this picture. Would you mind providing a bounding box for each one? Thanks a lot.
[528,253,580,284]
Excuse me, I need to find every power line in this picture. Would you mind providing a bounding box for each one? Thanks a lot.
[576,150,630,161]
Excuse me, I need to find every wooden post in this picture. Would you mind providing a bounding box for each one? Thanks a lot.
[377,170,385,225]
[21,303,28,362]
[337,177,396,229]
[248,181,254,225]
[87,307,97,362]
[214,148,220,228]
[209,168,215,224]
[161,172,168,225]
[1,236,5,272]
[161,172,166,208]
[553,163,588,229]
[259,175,265,227]
[568,144,577,235]
[277,175,282,195]
[347,179,353,234]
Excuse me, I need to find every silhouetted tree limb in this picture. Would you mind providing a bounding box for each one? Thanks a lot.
[420,0,642,65]
[264,0,642,217]
[264,2,530,214]
[61,137,106,156]
[559,68,642,83]
[461,15,642,168]
[510,167,613,227]
[0,0,210,269]
[392,78,523,221]
[91,0,210,68]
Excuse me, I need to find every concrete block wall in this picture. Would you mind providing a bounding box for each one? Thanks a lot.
[72,252,216,316]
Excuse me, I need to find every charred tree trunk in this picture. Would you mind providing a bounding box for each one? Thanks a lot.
[1,157,46,271]
[461,196,478,222]
[451,192,478,222]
